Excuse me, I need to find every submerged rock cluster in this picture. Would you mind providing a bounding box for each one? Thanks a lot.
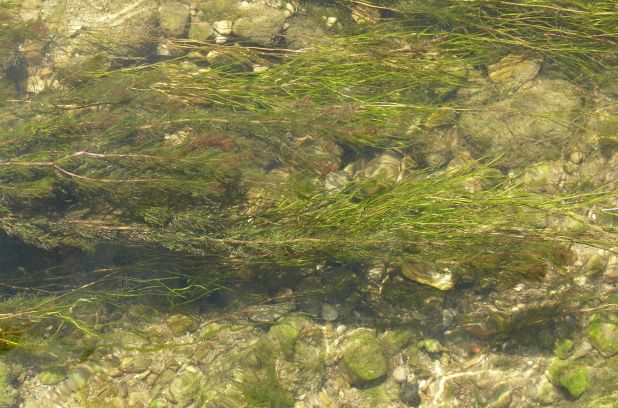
[3,254,618,408]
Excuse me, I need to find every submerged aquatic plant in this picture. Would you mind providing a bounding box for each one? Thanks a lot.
[0,0,616,352]
[357,0,618,77]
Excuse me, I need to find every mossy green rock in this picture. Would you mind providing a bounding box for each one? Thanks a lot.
[537,381,558,406]
[267,314,308,354]
[189,21,214,41]
[38,367,67,385]
[418,338,442,353]
[360,377,400,405]
[158,2,190,37]
[554,339,574,360]
[380,329,413,355]
[546,358,590,399]
[340,329,387,385]
[579,252,609,276]
[521,162,562,193]
[588,314,618,357]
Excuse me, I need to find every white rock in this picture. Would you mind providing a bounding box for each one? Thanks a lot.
[324,171,350,193]
[164,130,189,146]
[213,20,233,35]
[284,3,296,18]
[392,366,408,383]
[326,16,337,28]
[253,64,269,73]
[570,150,583,164]
[156,42,171,56]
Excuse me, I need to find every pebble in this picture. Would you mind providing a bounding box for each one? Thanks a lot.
[155,367,177,387]
[145,372,157,386]
[121,354,150,373]
[400,380,421,407]
[392,365,408,383]
[66,367,91,391]
[111,397,127,408]
[118,381,130,398]
[284,3,296,18]
[165,314,195,336]
[169,367,200,404]
[320,303,339,321]
[213,20,233,35]
[570,150,583,164]
[149,360,166,374]
[253,65,269,73]
[38,368,66,385]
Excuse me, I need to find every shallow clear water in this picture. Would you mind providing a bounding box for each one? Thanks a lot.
[1,1,617,407]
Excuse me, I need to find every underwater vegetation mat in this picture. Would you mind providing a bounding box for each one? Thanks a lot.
[0,0,616,357]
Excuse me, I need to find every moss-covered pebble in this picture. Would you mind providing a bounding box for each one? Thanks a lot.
[546,358,590,399]
[158,2,190,37]
[418,338,442,353]
[360,377,400,405]
[38,367,66,385]
[554,339,574,360]
[340,329,387,385]
[588,314,618,357]
[267,314,309,354]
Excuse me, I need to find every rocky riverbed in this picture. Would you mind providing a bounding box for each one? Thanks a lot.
[2,253,618,408]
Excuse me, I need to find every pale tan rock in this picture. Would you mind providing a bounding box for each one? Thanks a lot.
[400,262,454,291]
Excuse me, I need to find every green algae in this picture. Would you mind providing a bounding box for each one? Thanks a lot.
[554,339,574,360]
[546,358,590,399]
[360,378,400,405]
[340,329,387,385]
[267,315,309,356]
[588,314,618,357]
[238,316,312,407]
[38,367,67,385]
[380,329,414,356]
[242,369,295,408]
[241,339,295,407]
[418,338,442,353]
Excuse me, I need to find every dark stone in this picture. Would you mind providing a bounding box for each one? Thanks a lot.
[399,380,420,407]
